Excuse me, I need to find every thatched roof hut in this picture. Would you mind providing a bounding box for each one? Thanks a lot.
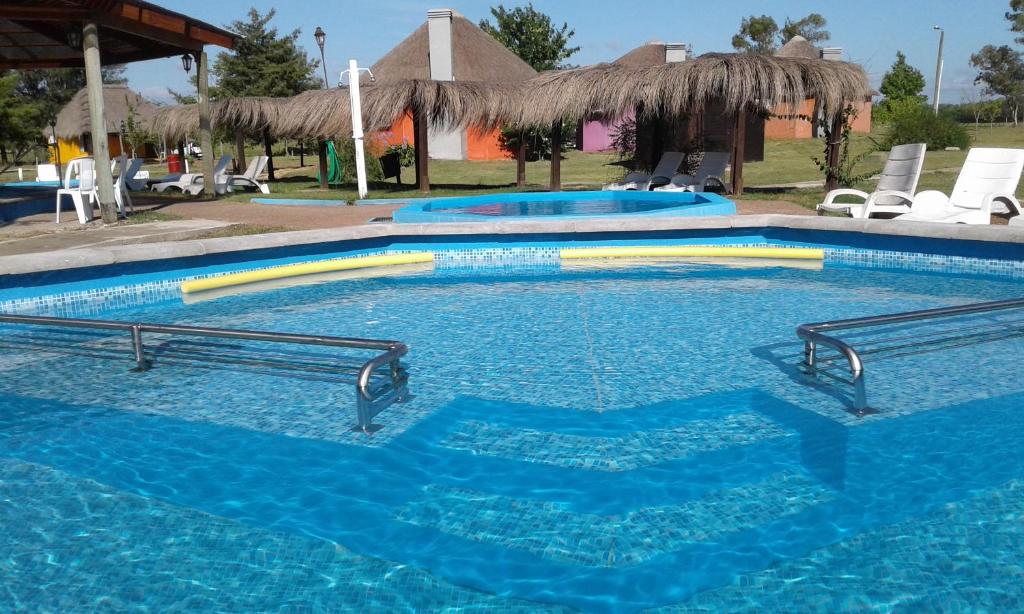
[369,11,536,83]
[512,52,870,128]
[54,84,158,139]
[776,36,820,60]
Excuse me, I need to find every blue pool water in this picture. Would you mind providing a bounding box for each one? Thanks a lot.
[393,190,735,223]
[2,259,1024,610]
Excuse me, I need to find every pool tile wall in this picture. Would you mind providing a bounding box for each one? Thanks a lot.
[4,240,1024,317]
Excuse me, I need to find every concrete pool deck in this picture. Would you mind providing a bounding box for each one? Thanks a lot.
[2,213,1024,277]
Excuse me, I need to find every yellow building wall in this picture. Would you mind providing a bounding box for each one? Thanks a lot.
[50,134,127,164]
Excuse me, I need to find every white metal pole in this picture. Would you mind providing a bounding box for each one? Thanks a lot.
[348,59,369,199]
[932,27,945,114]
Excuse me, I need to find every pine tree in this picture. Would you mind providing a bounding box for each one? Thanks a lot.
[212,8,321,98]
[879,52,926,103]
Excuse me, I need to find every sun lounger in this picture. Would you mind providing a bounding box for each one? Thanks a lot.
[818,143,926,218]
[604,152,685,191]
[653,152,731,193]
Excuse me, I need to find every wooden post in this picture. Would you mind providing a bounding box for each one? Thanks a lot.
[262,128,275,181]
[82,22,116,223]
[413,106,430,192]
[825,109,844,193]
[730,108,747,195]
[516,132,527,188]
[299,140,305,167]
[549,120,562,191]
[233,127,246,174]
[317,139,329,189]
[197,50,215,200]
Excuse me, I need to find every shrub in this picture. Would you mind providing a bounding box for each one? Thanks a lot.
[385,143,416,167]
[883,104,971,151]
[499,123,574,161]
[335,137,384,182]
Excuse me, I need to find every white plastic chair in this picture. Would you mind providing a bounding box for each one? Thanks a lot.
[653,152,731,193]
[817,143,927,218]
[604,152,686,191]
[228,156,270,194]
[893,148,1024,225]
[55,157,97,224]
[36,164,59,182]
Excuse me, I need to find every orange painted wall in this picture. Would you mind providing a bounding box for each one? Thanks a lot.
[50,134,156,164]
[765,99,873,140]
[374,111,511,161]
[467,127,511,161]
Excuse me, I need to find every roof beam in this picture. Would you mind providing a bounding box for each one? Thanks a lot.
[97,13,203,52]
[0,8,92,21]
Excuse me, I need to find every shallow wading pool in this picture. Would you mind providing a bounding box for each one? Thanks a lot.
[2,231,1024,611]
[393,190,735,223]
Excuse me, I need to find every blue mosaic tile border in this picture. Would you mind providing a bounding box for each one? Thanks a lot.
[4,243,1024,317]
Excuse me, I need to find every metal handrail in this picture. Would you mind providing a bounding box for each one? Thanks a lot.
[796,297,1024,415]
[0,313,408,433]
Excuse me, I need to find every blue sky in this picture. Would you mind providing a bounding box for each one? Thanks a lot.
[126,0,1018,105]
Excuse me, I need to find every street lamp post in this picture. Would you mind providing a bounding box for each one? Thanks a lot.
[314,26,330,189]
[932,26,945,114]
[340,60,375,199]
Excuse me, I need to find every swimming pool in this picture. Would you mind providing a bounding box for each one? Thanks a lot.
[2,232,1024,611]
[393,190,735,223]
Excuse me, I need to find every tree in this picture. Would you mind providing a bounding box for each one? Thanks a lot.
[15,66,126,124]
[970,44,1024,125]
[781,13,830,44]
[879,52,927,103]
[1009,0,1024,45]
[732,13,830,54]
[0,73,44,169]
[731,15,779,54]
[479,4,579,71]
[212,8,321,98]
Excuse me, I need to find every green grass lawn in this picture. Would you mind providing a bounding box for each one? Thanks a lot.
[5,124,1021,212]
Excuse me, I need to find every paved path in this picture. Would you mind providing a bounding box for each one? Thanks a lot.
[0,197,812,258]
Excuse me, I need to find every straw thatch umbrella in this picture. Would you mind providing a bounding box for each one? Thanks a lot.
[509,52,870,192]
[150,96,283,174]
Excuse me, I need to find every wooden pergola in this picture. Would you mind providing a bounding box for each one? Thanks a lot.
[0,1,235,222]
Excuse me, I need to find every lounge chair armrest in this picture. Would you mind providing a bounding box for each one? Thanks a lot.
[623,171,647,182]
[821,188,870,207]
[980,192,1023,216]
[861,189,917,218]
[703,175,728,193]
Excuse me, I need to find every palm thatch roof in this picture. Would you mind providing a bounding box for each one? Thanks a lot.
[369,13,537,82]
[54,85,159,139]
[776,36,820,60]
[150,96,283,140]
[273,79,517,139]
[511,52,870,128]
[614,41,670,67]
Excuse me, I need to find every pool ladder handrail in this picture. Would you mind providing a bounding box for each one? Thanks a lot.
[0,313,408,433]
[796,296,1024,416]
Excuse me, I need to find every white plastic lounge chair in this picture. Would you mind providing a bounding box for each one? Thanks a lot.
[151,154,232,195]
[893,148,1024,225]
[604,152,686,191]
[36,164,59,183]
[55,157,97,224]
[228,156,270,193]
[112,155,133,217]
[653,152,731,193]
[118,157,149,191]
[817,143,927,218]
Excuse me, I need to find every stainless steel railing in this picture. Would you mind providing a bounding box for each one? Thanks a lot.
[796,297,1024,415]
[0,313,409,433]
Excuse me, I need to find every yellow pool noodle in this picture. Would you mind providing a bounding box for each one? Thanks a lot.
[559,246,824,260]
[181,252,435,294]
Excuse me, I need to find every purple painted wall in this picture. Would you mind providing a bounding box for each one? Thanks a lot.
[581,109,634,152]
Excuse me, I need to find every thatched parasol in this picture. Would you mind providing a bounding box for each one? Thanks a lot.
[150,96,283,140]
[512,52,870,128]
